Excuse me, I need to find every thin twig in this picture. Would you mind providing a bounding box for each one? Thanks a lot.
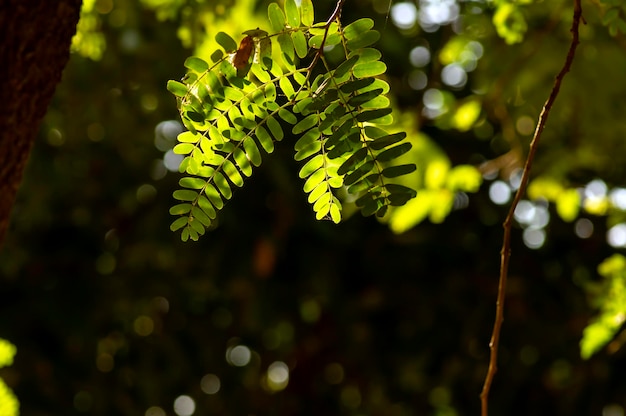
[479,1,583,415]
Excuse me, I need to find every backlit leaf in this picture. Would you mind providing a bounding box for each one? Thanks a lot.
[184,56,208,73]
[167,80,188,97]
[292,30,308,58]
[268,3,286,32]
[216,31,237,52]
[284,0,300,28]
[301,0,314,26]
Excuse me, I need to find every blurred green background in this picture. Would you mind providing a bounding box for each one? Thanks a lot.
[2,0,626,415]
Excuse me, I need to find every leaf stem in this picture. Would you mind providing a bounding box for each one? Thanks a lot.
[479,1,583,415]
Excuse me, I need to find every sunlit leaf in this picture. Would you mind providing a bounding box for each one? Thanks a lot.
[284,0,300,28]
[301,0,314,26]
[184,56,208,73]
[167,80,187,97]
[292,30,308,59]
[353,61,387,78]
[216,31,238,52]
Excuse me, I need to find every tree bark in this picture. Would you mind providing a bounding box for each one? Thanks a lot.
[0,0,82,247]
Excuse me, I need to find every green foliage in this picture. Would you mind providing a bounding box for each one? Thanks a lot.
[168,1,417,240]
[491,1,529,44]
[71,0,106,60]
[0,339,18,416]
[581,255,626,359]
[598,0,626,36]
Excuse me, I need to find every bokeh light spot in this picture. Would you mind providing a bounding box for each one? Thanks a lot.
[516,116,535,135]
[200,374,221,395]
[324,362,345,384]
[266,361,289,391]
[340,385,361,409]
[145,406,166,416]
[164,149,184,171]
[226,345,251,366]
[523,228,545,249]
[607,223,626,248]
[173,395,195,416]
[603,404,625,416]
[74,391,93,412]
[96,352,114,372]
[574,218,593,239]
[409,46,430,67]
[441,63,467,88]
[87,122,105,142]
[408,70,428,90]
[95,252,116,275]
[489,181,511,205]
[300,298,321,323]
[391,2,418,29]
[144,406,167,416]
[133,315,154,336]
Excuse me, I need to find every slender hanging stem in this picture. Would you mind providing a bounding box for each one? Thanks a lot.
[479,1,583,415]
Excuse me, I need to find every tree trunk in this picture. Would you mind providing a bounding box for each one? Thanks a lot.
[0,0,82,247]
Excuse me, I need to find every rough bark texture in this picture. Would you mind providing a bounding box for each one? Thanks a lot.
[0,0,82,247]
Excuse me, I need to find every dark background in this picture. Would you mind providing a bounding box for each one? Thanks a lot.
[1,0,625,415]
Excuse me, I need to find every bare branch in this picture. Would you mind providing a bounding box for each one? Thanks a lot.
[479,0,583,414]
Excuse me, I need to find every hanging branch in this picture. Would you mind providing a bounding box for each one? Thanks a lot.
[479,0,583,415]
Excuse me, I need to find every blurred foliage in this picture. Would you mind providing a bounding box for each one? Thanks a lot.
[581,255,626,359]
[0,339,18,416]
[3,0,626,415]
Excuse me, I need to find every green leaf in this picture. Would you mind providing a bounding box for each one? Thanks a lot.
[214,171,233,199]
[233,148,253,177]
[268,3,286,32]
[284,0,300,27]
[338,147,369,175]
[222,159,245,186]
[343,18,375,40]
[293,114,319,134]
[278,33,295,63]
[377,142,412,162]
[278,108,298,124]
[192,206,212,226]
[292,30,308,59]
[173,143,195,155]
[382,164,417,178]
[346,30,380,51]
[179,177,206,189]
[256,126,275,153]
[177,131,200,143]
[243,137,262,167]
[334,55,359,78]
[184,56,208,73]
[173,189,198,201]
[279,76,296,100]
[167,80,188,97]
[344,162,376,186]
[169,203,192,215]
[370,132,406,150]
[299,154,325,178]
[266,116,284,141]
[301,0,314,26]
[216,31,237,52]
[170,217,189,232]
[353,61,387,78]
[348,89,384,107]
[308,182,328,203]
[251,63,272,83]
[340,78,375,94]
[295,139,322,161]
[356,108,393,123]
[204,184,224,209]
[303,167,326,192]
[197,195,217,219]
[295,127,321,151]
